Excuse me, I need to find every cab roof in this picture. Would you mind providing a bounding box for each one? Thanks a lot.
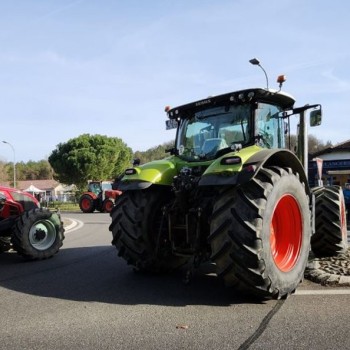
[167,88,296,119]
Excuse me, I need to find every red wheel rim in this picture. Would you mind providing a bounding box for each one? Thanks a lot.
[270,194,303,272]
[104,200,114,212]
[81,198,91,211]
[340,197,347,242]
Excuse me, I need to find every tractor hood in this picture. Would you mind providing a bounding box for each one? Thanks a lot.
[202,144,262,175]
[198,145,262,186]
[118,146,261,191]
[119,156,214,191]
[119,158,178,190]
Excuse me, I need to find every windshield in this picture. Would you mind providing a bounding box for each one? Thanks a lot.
[176,104,252,161]
[101,182,112,191]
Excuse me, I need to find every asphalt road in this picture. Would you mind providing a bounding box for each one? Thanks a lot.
[1,212,350,350]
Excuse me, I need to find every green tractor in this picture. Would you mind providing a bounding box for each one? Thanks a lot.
[110,60,348,299]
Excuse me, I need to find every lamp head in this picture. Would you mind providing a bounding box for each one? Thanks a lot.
[249,58,260,66]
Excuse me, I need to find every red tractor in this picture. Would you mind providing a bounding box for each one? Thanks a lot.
[0,186,65,260]
[79,181,121,213]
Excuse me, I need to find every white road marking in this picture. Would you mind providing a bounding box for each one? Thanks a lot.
[295,289,350,295]
[64,218,84,233]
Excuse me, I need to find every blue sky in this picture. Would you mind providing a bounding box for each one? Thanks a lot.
[1,0,349,162]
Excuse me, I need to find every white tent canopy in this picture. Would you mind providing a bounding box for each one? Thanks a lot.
[24,184,46,193]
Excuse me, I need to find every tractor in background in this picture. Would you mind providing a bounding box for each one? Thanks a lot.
[79,181,121,213]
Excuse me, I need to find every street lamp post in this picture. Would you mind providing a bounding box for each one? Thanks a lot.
[2,141,16,188]
[249,57,269,90]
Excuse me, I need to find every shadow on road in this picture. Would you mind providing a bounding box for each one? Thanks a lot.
[0,245,265,306]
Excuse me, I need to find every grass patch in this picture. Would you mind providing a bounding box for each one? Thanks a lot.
[45,201,80,212]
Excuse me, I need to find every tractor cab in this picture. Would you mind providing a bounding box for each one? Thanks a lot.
[87,181,113,198]
[87,181,102,196]
[166,88,295,162]
[166,88,322,168]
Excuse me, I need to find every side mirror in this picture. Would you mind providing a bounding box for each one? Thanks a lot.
[132,158,141,167]
[310,108,322,127]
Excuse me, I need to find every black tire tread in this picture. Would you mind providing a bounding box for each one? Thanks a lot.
[0,237,11,253]
[109,189,188,272]
[11,208,65,260]
[209,166,309,299]
[311,186,348,257]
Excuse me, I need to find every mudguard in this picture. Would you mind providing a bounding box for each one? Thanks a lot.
[199,146,309,194]
[104,189,122,199]
[82,192,98,200]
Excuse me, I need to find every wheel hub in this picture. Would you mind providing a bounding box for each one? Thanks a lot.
[29,221,57,251]
[270,194,303,272]
[34,228,47,241]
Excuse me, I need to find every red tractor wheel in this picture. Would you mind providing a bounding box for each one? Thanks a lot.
[102,199,114,213]
[210,166,310,299]
[79,194,95,213]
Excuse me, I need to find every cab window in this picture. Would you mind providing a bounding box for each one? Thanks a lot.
[255,103,284,148]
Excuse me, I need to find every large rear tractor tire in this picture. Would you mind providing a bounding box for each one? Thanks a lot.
[209,167,311,299]
[109,188,188,272]
[79,194,95,213]
[11,208,65,260]
[311,186,348,257]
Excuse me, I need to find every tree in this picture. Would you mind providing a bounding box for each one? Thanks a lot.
[14,160,54,180]
[48,134,132,190]
[133,141,174,164]
[2,160,54,183]
[0,160,8,183]
[286,134,332,154]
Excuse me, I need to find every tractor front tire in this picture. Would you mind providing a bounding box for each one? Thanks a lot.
[311,186,348,257]
[79,194,95,213]
[109,188,188,272]
[11,208,65,260]
[209,167,311,299]
[0,237,12,253]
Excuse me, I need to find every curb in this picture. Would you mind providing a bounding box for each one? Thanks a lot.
[305,229,350,286]
[305,260,350,287]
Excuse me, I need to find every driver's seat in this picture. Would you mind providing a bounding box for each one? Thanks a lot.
[201,138,228,155]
